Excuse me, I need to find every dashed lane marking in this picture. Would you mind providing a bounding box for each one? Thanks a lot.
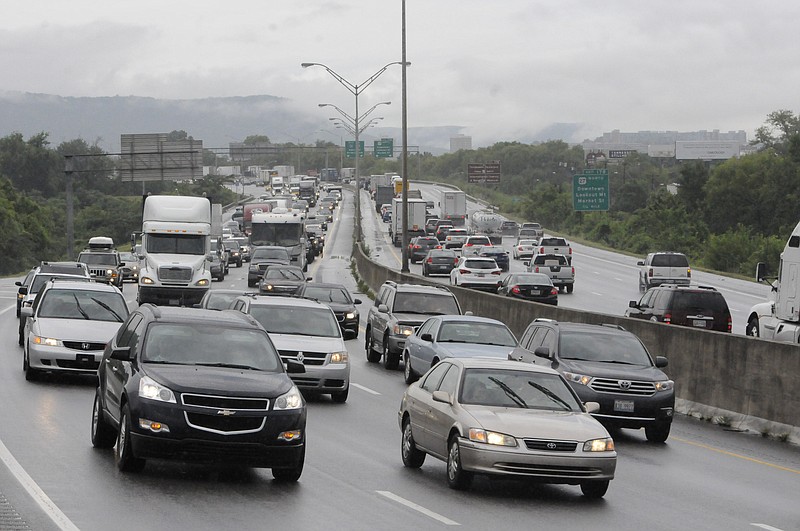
[376,491,460,526]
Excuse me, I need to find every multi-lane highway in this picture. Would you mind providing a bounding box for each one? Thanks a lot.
[0,187,797,530]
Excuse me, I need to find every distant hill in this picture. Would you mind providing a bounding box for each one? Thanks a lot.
[0,91,578,155]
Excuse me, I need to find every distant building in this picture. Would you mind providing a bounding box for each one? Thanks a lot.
[450,135,472,152]
[581,129,748,160]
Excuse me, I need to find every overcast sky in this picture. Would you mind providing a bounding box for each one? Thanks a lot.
[1,1,798,147]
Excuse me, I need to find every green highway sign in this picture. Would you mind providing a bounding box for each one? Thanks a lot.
[374,138,394,158]
[345,140,365,158]
[573,169,609,211]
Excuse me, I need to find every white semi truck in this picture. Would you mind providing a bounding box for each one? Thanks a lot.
[440,190,467,226]
[135,195,212,306]
[250,208,308,271]
[747,220,800,342]
[390,197,427,247]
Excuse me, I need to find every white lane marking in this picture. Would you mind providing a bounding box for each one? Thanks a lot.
[376,491,460,526]
[351,383,381,395]
[751,524,785,531]
[592,292,603,297]
[0,438,80,531]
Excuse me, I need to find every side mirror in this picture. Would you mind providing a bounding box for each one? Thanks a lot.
[353,298,362,305]
[654,356,668,368]
[20,307,33,319]
[584,401,600,414]
[420,333,433,342]
[523,261,530,267]
[636,260,645,266]
[305,277,312,282]
[533,346,553,360]
[285,359,306,374]
[18,286,28,295]
[432,390,452,405]
[463,310,473,316]
[110,346,133,362]
[628,301,638,308]
[15,281,22,287]
[377,304,389,313]
[756,262,766,282]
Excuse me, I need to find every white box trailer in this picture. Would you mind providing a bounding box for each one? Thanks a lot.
[390,197,427,247]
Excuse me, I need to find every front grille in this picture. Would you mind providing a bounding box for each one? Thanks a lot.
[88,267,109,278]
[278,350,327,366]
[493,462,603,478]
[158,266,192,282]
[524,439,578,452]
[62,341,106,351]
[590,378,656,396]
[333,311,345,323]
[55,359,101,370]
[184,413,265,434]
[180,393,269,435]
[291,376,321,386]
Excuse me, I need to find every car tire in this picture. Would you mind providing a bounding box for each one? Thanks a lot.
[422,267,428,277]
[383,334,399,370]
[115,406,146,472]
[365,328,381,363]
[91,388,117,448]
[401,418,426,468]
[645,421,671,443]
[403,351,418,384]
[566,284,574,294]
[446,436,472,490]
[331,387,349,403]
[638,277,646,293]
[23,349,39,381]
[746,316,759,337]
[272,444,304,482]
[580,480,610,499]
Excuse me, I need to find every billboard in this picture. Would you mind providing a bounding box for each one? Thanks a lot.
[119,133,203,182]
[675,141,740,160]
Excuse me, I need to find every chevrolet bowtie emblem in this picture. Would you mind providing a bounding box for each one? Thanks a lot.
[217,409,236,416]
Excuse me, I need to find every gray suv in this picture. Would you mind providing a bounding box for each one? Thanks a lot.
[365,281,463,370]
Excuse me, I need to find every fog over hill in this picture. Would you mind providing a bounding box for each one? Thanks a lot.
[0,92,579,155]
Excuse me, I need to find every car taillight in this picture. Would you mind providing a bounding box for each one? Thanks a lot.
[687,268,692,278]
[539,247,544,254]
[648,268,654,278]
[511,286,521,294]
[664,313,671,324]
[727,316,732,333]
[454,258,459,264]
[414,245,421,249]
[426,257,433,263]
[465,243,473,247]
[569,247,572,255]
[435,245,442,249]
[571,267,575,275]
[459,269,470,274]
[517,246,523,251]
[491,270,501,275]
[550,288,559,295]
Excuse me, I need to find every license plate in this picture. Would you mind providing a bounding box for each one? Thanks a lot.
[693,320,707,328]
[477,273,485,277]
[614,400,634,413]
[530,289,540,295]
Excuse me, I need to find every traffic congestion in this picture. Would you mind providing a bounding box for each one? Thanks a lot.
[0,180,798,531]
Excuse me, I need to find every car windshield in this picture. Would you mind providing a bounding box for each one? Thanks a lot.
[119,252,136,261]
[559,330,653,365]
[146,233,206,255]
[79,253,117,265]
[143,323,280,370]
[223,240,240,250]
[394,293,460,315]
[253,248,289,260]
[302,286,350,303]
[249,306,341,337]
[437,321,516,346]
[264,268,304,280]
[459,369,581,411]
[203,292,241,310]
[38,289,129,322]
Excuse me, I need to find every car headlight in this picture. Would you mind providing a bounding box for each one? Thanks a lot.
[563,371,593,386]
[139,376,176,403]
[262,283,274,291]
[330,351,348,364]
[274,386,304,410]
[655,380,674,392]
[468,428,517,447]
[345,312,356,320]
[141,276,155,285]
[196,279,210,287]
[393,324,415,336]
[583,438,615,452]
[33,336,62,347]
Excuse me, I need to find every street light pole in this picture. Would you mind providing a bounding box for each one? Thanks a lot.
[301,61,408,242]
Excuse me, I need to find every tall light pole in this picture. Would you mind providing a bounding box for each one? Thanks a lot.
[401,0,411,272]
[301,61,408,242]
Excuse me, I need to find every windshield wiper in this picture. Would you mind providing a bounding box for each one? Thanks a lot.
[527,381,572,411]
[89,297,124,322]
[195,362,262,371]
[488,376,528,408]
[72,294,91,320]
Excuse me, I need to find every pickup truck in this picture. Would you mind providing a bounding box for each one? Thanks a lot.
[525,253,574,293]
[536,237,572,264]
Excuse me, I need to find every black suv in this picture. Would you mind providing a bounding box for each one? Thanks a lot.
[365,281,463,370]
[511,319,674,442]
[91,304,307,479]
[625,284,732,333]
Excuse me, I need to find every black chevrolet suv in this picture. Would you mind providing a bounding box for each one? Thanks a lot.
[625,284,731,333]
[91,304,307,479]
[511,319,675,442]
[365,281,463,370]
